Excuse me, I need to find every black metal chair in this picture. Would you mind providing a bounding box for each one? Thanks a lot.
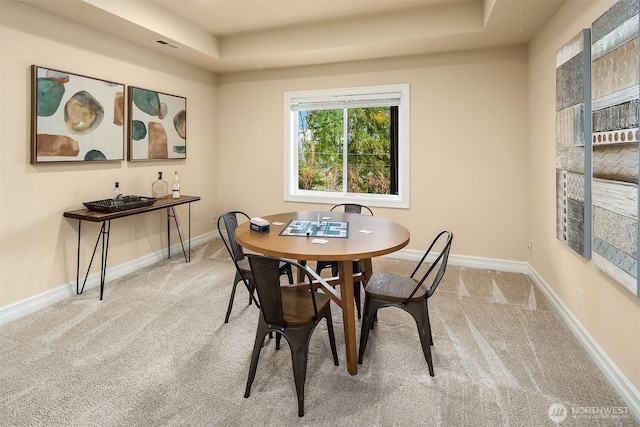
[218,211,293,323]
[315,203,374,318]
[357,230,453,376]
[244,254,339,417]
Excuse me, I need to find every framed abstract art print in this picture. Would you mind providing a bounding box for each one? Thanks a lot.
[31,65,125,163]
[128,86,187,161]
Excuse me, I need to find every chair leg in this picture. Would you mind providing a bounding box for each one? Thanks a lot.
[286,327,313,417]
[226,275,260,323]
[353,260,363,318]
[330,264,338,277]
[247,279,254,306]
[406,301,434,376]
[426,309,433,346]
[245,321,269,398]
[354,281,362,319]
[234,270,255,306]
[358,296,381,364]
[224,280,240,323]
[315,261,334,276]
[325,311,339,366]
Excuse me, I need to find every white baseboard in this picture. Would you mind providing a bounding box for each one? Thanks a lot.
[0,231,215,325]
[385,248,529,274]
[0,282,75,326]
[1,238,638,422]
[528,265,640,422]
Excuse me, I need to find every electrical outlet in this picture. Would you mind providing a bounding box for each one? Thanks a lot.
[527,242,533,255]
[577,289,583,309]
[210,214,216,224]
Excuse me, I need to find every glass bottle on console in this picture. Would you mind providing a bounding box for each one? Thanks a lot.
[172,171,180,199]
[112,181,123,206]
[152,172,168,199]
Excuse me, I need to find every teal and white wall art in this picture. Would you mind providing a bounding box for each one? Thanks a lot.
[31,65,124,163]
[128,86,187,161]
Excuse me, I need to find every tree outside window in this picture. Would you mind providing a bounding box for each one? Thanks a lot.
[298,107,396,193]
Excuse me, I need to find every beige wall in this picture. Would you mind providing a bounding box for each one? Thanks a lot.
[529,0,640,391]
[0,1,217,306]
[216,47,530,260]
[2,0,637,401]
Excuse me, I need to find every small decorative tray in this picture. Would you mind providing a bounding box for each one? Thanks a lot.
[83,195,156,213]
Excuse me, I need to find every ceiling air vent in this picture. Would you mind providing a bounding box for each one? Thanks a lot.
[154,39,179,49]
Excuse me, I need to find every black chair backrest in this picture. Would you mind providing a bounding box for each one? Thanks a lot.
[330,203,374,216]
[404,230,453,303]
[247,255,321,329]
[218,211,250,264]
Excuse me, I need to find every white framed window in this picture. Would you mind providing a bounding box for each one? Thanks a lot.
[283,84,410,208]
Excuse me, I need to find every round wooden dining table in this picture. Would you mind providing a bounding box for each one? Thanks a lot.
[235,210,410,375]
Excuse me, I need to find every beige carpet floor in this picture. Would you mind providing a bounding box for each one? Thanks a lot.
[1,239,637,426]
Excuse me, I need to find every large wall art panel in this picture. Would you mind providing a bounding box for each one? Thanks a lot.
[556,29,592,258]
[591,0,640,297]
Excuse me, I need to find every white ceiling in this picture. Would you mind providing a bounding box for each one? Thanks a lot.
[18,0,566,73]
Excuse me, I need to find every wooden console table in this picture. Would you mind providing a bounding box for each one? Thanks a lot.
[64,195,201,300]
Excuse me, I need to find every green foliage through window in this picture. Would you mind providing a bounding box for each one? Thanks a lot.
[297,107,396,195]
